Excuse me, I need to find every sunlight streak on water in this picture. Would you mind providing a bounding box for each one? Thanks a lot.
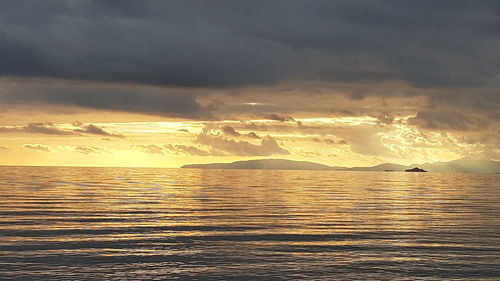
[0,167,499,280]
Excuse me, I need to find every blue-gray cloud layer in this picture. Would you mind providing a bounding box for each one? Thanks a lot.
[1,0,499,88]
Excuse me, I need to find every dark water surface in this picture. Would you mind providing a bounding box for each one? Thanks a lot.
[0,167,499,280]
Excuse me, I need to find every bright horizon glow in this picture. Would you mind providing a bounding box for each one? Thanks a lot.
[0,114,470,168]
[1,1,499,168]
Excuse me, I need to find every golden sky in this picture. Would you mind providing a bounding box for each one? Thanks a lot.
[0,78,494,168]
[0,2,499,167]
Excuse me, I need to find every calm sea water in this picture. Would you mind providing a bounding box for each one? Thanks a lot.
[0,167,499,281]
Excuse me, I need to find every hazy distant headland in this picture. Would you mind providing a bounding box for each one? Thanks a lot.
[182,158,500,174]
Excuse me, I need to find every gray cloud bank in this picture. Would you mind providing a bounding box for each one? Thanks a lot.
[0,122,124,137]
[0,80,210,119]
[0,0,499,89]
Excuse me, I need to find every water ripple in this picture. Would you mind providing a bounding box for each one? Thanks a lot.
[0,167,499,280]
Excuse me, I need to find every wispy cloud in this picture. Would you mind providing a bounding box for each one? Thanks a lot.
[131,144,217,156]
[131,144,167,155]
[0,122,125,138]
[23,144,51,152]
[73,123,124,138]
[74,145,109,155]
[0,122,75,135]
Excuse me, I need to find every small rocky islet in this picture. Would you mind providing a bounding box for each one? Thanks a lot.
[405,167,427,172]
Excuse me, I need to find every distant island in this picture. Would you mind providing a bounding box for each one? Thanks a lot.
[182,158,500,174]
[182,159,334,170]
[405,167,427,172]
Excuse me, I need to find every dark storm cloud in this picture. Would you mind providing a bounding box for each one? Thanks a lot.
[0,80,211,119]
[0,146,8,150]
[1,0,499,89]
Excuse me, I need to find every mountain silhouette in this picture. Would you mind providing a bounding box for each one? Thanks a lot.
[182,158,500,173]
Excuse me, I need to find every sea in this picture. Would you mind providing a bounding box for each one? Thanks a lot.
[0,166,499,280]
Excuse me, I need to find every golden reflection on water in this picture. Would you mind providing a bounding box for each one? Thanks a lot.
[0,167,499,280]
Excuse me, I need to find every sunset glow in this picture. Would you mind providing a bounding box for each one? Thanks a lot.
[0,2,498,169]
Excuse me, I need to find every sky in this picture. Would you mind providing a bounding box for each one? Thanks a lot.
[0,0,499,167]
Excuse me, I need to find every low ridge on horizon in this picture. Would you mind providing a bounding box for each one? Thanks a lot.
[182,158,500,174]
